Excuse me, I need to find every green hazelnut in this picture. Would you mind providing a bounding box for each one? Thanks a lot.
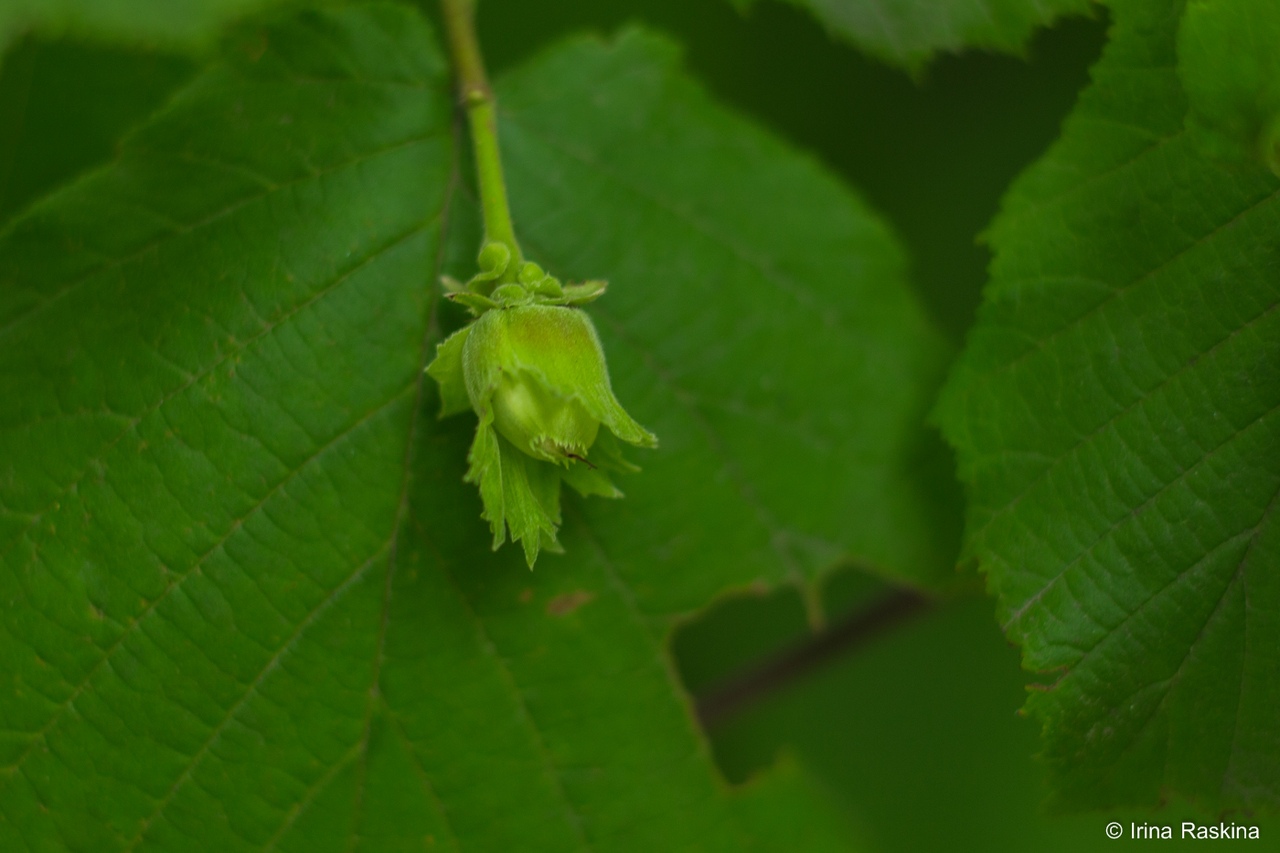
[491,372,600,464]
[426,297,655,567]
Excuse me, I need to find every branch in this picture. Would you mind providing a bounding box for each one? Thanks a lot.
[695,588,933,728]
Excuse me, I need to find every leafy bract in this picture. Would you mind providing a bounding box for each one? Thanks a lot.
[0,0,291,51]
[0,1,948,848]
[938,0,1280,812]
[732,0,1091,71]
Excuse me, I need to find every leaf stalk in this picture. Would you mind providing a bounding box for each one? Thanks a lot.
[439,0,522,287]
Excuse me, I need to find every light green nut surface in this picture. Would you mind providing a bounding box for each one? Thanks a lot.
[491,374,601,463]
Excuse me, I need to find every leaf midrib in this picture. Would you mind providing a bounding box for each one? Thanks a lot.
[345,166,462,853]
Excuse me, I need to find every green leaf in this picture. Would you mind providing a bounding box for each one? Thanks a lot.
[1178,0,1280,175]
[734,0,1092,71]
[937,0,1280,812]
[0,4,455,847]
[0,40,193,226]
[0,0,293,51]
[0,1,947,848]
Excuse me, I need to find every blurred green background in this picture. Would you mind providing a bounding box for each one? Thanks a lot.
[675,569,1280,852]
[5,1,1273,849]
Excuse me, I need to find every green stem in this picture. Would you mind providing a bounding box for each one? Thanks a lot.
[440,0,522,285]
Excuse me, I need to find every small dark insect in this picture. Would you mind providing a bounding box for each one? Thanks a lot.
[566,453,596,470]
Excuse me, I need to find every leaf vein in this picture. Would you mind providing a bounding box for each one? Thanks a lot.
[0,382,416,782]
[973,182,1278,394]
[0,216,436,566]
[123,541,392,850]
[0,129,445,343]
[1003,394,1280,633]
[978,295,1280,553]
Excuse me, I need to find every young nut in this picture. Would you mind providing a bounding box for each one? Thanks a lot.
[426,303,656,566]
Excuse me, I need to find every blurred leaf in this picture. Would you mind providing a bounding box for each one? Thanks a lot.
[0,39,192,225]
[1178,0,1280,175]
[0,0,952,847]
[729,760,863,853]
[0,0,292,51]
[937,0,1280,812]
[733,0,1092,71]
